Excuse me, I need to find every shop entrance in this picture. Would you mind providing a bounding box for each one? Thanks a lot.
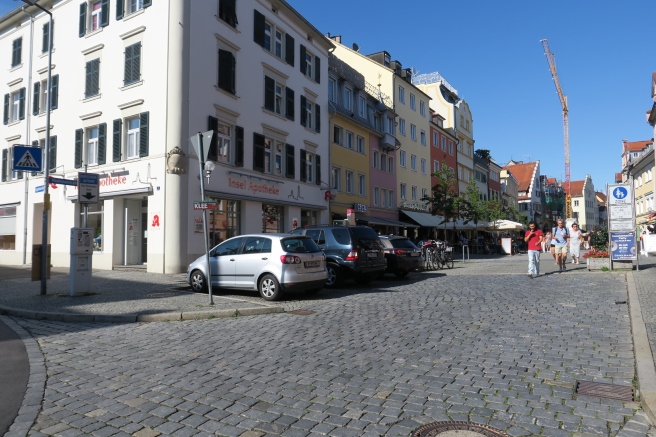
[124,199,142,265]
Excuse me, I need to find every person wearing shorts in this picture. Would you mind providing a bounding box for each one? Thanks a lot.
[552,219,570,272]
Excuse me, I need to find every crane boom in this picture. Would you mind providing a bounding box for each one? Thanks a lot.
[540,39,572,220]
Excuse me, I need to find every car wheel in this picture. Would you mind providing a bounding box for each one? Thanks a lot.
[394,271,409,278]
[354,275,373,285]
[325,263,342,288]
[259,274,282,301]
[190,270,208,293]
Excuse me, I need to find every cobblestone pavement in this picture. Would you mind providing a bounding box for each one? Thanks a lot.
[5,254,648,437]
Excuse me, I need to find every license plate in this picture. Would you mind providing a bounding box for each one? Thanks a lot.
[304,260,320,267]
[366,252,378,258]
[411,252,420,257]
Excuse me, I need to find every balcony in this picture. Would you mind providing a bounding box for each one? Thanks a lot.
[380,132,397,152]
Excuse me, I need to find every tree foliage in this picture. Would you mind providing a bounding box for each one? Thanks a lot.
[423,161,460,234]
[459,178,488,236]
[589,226,609,250]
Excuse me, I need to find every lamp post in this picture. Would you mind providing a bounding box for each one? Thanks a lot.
[22,0,52,295]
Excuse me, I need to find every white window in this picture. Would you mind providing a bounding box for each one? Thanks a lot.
[304,99,313,129]
[380,154,387,172]
[388,190,394,208]
[433,132,438,147]
[305,152,314,183]
[346,170,354,193]
[39,79,48,114]
[87,126,99,165]
[358,174,365,196]
[412,186,418,201]
[386,116,395,135]
[411,124,416,141]
[458,167,463,180]
[356,136,364,154]
[275,82,283,115]
[442,137,447,151]
[449,141,454,155]
[10,91,21,123]
[344,87,352,110]
[126,117,140,159]
[433,160,439,173]
[127,0,144,14]
[422,188,428,200]
[421,159,426,174]
[420,100,426,117]
[305,50,313,79]
[91,1,102,32]
[398,86,405,104]
[388,157,393,173]
[420,130,426,146]
[275,29,283,58]
[410,93,416,110]
[373,150,379,169]
[358,96,365,118]
[331,167,341,191]
[400,150,406,167]
[373,187,380,205]
[411,154,417,171]
[399,118,406,135]
[400,183,407,200]
[333,125,343,145]
[328,78,336,102]
[381,188,387,207]
[345,131,353,150]
[457,141,462,152]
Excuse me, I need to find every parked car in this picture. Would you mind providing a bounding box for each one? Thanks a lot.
[291,225,386,287]
[378,236,422,277]
[187,234,327,301]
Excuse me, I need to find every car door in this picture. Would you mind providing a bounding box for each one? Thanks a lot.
[211,237,244,288]
[234,237,273,288]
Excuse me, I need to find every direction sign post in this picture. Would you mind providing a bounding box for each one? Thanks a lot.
[78,173,99,204]
[607,183,638,271]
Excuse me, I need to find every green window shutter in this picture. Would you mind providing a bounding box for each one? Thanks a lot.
[33,82,40,115]
[285,144,295,179]
[116,0,124,20]
[315,104,321,133]
[86,60,100,98]
[253,10,265,46]
[49,136,57,172]
[207,116,219,162]
[12,38,22,67]
[235,126,244,167]
[264,76,274,112]
[218,49,235,94]
[143,0,152,8]
[79,3,87,37]
[74,129,83,169]
[3,94,8,125]
[31,140,39,176]
[50,75,59,110]
[253,133,265,172]
[100,0,109,27]
[98,123,106,165]
[299,149,306,182]
[285,87,294,120]
[300,44,306,75]
[300,95,306,127]
[42,22,48,53]
[123,44,133,85]
[315,154,321,186]
[1,149,7,182]
[139,111,149,157]
[314,56,321,84]
[112,119,122,162]
[131,43,141,84]
[18,88,25,120]
[285,33,294,66]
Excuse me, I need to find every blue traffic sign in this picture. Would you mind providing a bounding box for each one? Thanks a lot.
[12,145,42,172]
[35,185,45,193]
[49,176,77,186]
[612,186,628,200]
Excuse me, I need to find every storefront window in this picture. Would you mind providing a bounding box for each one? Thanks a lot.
[208,199,240,247]
[263,204,283,233]
[79,201,103,251]
[0,205,17,250]
[301,209,317,228]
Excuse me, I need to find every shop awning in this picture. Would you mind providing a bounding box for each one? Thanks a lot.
[400,211,476,230]
[357,216,419,228]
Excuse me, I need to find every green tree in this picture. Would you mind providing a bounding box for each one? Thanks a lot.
[505,203,528,226]
[423,160,460,238]
[589,226,609,250]
[474,149,491,160]
[486,198,505,234]
[459,178,488,237]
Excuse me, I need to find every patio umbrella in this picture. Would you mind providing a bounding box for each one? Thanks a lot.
[484,220,525,231]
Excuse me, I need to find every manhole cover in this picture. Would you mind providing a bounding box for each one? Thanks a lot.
[288,309,315,315]
[146,292,178,298]
[411,422,510,437]
[575,380,634,401]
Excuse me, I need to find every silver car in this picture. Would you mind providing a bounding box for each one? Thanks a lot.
[187,234,327,301]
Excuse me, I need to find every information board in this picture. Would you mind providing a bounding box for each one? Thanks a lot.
[610,232,637,260]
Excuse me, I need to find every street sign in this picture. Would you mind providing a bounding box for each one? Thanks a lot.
[78,172,99,204]
[608,184,632,205]
[609,204,633,220]
[610,232,637,260]
[189,130,216,163]
[12,145,42,172]
[193,200,218,210]
[610,219,634,231]
[49,176,77,186]
[35,185,44,193]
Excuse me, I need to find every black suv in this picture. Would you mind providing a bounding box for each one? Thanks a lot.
[291,226,386,287]
[378,236,422,277]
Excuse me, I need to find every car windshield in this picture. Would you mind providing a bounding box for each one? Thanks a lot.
[280,237,321,253]
[390,239,417,249]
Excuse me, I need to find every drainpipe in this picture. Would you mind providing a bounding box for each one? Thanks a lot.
[328,100,338,221]
[20,6,35,266]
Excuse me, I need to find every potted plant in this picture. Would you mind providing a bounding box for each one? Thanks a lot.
[583,248,610,270]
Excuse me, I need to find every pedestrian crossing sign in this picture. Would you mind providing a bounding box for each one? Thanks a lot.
[12,145,43,172]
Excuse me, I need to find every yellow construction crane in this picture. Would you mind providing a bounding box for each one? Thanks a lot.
[540,39,572,220]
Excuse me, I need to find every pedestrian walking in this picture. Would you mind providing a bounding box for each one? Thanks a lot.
[552,219,570,272]
[569,223,583,264]
[524,221,543,278]
[542,231,552,253]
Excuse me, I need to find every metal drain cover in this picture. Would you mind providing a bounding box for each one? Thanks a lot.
[411,422,510,437]
[288,309,315,315]
[575,380,634,401]
[146,292,178,298]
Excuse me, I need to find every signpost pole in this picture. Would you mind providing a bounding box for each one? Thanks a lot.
[40,10,53,295]
[197,132,213,305]
[83,165,88,227]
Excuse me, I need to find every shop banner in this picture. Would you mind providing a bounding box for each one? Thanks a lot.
[610,232,637,261]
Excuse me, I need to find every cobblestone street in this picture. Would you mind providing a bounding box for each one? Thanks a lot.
[4,256,652,437]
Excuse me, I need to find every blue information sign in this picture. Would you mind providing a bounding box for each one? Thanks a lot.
[610,232,637,261]
[12,145,43,172]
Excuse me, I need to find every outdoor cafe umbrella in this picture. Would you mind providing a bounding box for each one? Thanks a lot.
[484,220,525,231]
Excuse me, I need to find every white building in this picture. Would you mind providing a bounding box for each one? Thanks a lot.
[567,175,599,231]
[0,0,331,273]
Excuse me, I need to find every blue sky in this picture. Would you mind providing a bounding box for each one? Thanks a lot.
[2,0,653,191]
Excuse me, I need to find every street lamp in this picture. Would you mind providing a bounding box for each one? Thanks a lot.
[22,0,53,295]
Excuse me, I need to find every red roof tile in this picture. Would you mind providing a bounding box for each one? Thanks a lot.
[502,162,536,192]
[595,192,607,204]
[615,172,623,183]
[564,180,585,197]
[623,140,653,153]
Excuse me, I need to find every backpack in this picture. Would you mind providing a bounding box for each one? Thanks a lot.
[553,226,569,240]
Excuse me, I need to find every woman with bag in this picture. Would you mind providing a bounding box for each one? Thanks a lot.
[569,223,583,264]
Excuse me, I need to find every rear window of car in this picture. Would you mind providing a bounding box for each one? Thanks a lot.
[390,238,417,249]
[331,228,351,245]
[280,237,321,253]
[349,227,380,241]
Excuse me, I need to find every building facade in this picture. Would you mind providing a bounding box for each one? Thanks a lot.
[567,176,599,231]
[500,168,518,212]
[503,160,542,225]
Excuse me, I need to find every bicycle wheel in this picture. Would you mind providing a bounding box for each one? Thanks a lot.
[445,253,454,269]
[433,252,442,269]
[424,249,432,270]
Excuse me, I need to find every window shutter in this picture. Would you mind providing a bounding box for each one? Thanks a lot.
[124,45,133,85]
[285,33,294,66]
[131,43,141,84]
[50,75,59,110]
[31,140,39,176]
[116,0,124,20]
[100,0,109,27]
[285,144,295,179]
[218,50,235,94]
[253,133,265,172]
[300,44,306,75]
[139,111,149,157]
[12,38,22,66]
[207,116,219,162]
[98,123,107,165]
[143,0,152,8]
[33,82,40,115]
[235,126,244,167]
[285,87,294,120]
[74,129,83,169]
[315,56,321,83]
[264,76,274,112]
[315,104,321,133]
[315,154,321,186]
[1,149,7,182]
[253,10,265,46]
[299,149,306,182]
[229,51,236,93]
[3,94,8,125]
[92,59,99,95]
[42,22,48,53]
[300,95,306,127]
[112,119,122,162]
[49,136,57,172]
[79,2,87,37]
[18,88,25,120]
[86,59,99,97]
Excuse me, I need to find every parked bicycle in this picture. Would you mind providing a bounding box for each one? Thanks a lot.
[421,240,454,270]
